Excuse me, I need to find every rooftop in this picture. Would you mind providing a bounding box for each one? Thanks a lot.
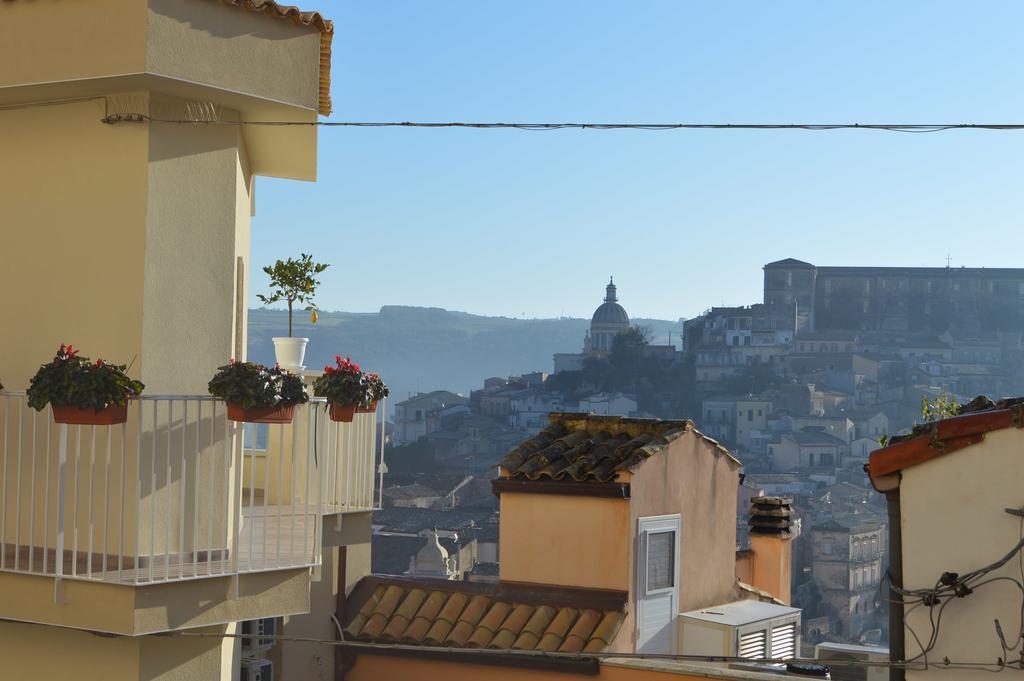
[681,600,800,627]
[498,413,732,483]
[869,396,1024,483]
[343,576,626,653]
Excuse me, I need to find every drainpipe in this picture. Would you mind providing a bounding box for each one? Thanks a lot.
[886,490,905,681]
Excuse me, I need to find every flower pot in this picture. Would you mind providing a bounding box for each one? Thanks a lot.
[272,337,309,373]
[52,403,128,426]
[330,403,357,423]
[227,403,296,424]
[356,401,378,414]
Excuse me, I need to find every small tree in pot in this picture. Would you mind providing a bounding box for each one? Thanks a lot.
[257,253,329,372]
[27,344,144,425]
[208,360,309,424]
[312,356,367,422]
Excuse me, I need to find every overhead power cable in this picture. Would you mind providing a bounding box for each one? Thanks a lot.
[100,113,1024,133]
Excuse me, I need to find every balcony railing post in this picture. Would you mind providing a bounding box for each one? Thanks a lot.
[54,422,67,603]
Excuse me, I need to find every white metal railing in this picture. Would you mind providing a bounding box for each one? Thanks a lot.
[0,392,384,593]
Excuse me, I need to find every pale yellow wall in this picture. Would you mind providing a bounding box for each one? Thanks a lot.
[0,619,141,681]
[143,95,247,394]
[0,619,231,681]
[900,427,1024,681]
[146,0,322,112]
[0,98,148,389]
[499,492,630,590]
[0,0,146,88]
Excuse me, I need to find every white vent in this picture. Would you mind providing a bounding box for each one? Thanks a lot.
[739,630,767,659]
[771,622,796,660]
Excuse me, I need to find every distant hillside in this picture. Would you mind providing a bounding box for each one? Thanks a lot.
[248,307,680,406]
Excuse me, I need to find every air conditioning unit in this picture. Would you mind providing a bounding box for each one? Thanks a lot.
[679,600,802,661]
[815,642,889,681]
[241,618,277,652]
[240,658,273,681]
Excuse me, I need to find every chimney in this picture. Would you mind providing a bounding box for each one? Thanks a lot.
[748,497,794,604]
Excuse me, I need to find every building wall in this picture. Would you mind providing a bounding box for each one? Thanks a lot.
[344,654,759,681]
[900,427,1024,681]
[0,0,147,88]
[146,0,321,111]
[0,619,230,681]
[0,98,149,389]
[143,95,250,393]
[499,492,630,590]
[625,433,741,649]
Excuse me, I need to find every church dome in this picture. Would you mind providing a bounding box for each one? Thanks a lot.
[591,278,629,326]
[592,301,629,326]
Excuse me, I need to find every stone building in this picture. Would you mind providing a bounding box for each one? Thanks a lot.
[808,515,886,642]
[764,258,1024,333]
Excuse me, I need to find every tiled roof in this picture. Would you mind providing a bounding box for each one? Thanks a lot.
[219,0,334,115]
[343,577,626,653]
[498,413,714,483]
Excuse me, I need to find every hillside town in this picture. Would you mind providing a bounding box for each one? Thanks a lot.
[3,2,1023,680]
[380,259,1024,650]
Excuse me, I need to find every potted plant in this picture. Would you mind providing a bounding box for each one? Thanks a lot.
[312,356,366,422]
[208,360,309,424]
[358,372,389,413]
[27,344,144,425]
[257,253,329,372]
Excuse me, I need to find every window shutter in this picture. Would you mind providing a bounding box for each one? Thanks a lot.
[738,630,767,659]
[771,622,796,660]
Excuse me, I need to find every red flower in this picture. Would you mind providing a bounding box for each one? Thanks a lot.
[229,358,236,365]
[335,355,342,364]
[95,359,105,367]
[66,344,78,357]
[352,364,361,373]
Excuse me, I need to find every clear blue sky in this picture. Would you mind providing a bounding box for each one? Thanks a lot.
[251,1,1024,321]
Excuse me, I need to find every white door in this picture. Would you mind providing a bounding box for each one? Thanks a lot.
[636,514,681,654]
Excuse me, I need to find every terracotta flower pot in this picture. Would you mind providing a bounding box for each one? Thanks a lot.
[330,403,357,423]
[356,401,378,414]
[227,403,296,424]
[52,403,128,426]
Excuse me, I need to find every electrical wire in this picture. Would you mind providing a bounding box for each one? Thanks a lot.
[887,509,1024,672]
[100,113,1024,133]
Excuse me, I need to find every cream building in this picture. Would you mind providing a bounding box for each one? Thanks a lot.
[0,2,376,680]
[869,398,1024,681]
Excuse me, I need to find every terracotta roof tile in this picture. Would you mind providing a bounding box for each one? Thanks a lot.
[345,578,625,655]
[498,414,695,483]
[378,588,426,642]
[218,0,334,115]
[488,604,535,649]
[401,590,449,643]
[423,592,468,645]
[536,607,579,651]
[467,602,512,648]
[558,609,603,653]
[583,612,625,652]
[512,605,557,650]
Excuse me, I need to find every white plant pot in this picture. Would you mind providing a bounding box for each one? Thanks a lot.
[272,337,309,373]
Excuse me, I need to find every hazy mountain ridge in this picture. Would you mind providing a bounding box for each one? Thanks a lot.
[248,307,680,404]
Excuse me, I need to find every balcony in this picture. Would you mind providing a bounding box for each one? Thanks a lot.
[0,391,382,632]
